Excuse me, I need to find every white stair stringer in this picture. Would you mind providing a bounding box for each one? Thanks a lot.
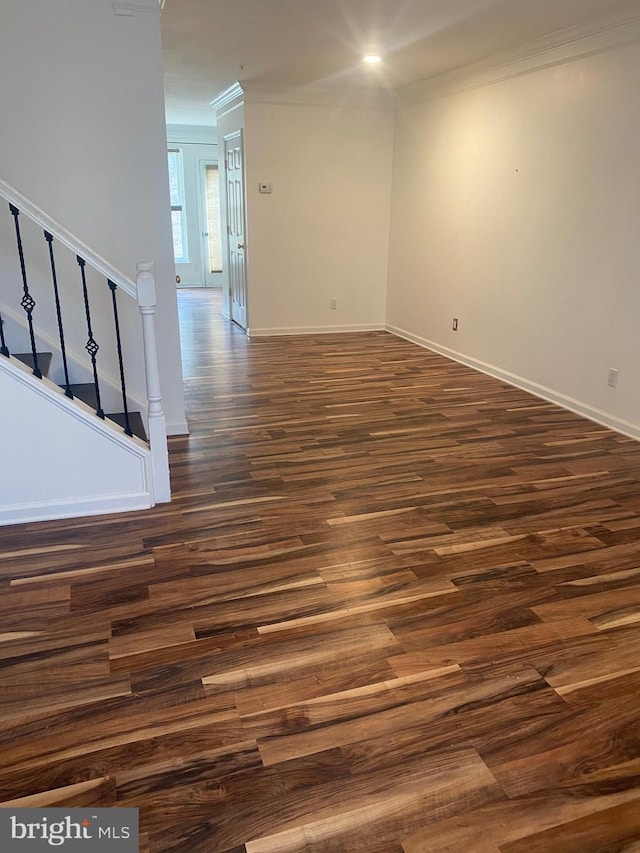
[0,353,154,526]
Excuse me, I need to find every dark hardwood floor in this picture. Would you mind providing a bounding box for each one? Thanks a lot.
[3,287,640,850]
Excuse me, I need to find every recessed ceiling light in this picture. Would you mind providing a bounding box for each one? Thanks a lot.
[363,54,382,64]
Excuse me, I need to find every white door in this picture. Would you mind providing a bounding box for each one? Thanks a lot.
[224,131,247,329]
[198,160,223,288]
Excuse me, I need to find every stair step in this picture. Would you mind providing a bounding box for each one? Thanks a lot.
[14,351,52,377]
[69,382,98,408]
[106,411,147,442]
[67,384,147,441]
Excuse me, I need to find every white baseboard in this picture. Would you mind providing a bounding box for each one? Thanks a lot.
[248,322,386,337]
[386,324,640,442]
[167,419,190,436]
[0,492,153,527]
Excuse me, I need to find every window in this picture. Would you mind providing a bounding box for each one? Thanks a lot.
[167,148,188,262]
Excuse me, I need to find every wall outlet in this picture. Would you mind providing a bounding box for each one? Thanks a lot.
[607,367,619,388]
[452,317,458,331]
[330,298,337,310]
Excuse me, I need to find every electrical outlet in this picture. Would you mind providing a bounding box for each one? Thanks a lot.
[330,299,337,310]
[607,368,619,388]
[452,318,458,331]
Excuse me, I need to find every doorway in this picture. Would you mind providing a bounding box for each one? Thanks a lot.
[167,139,222,289]
[198,160,223,288]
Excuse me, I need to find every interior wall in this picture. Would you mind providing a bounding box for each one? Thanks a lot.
[243,99,395,335]
[387,37,640,437]
[166,124,220,288]
[0,0,187,434]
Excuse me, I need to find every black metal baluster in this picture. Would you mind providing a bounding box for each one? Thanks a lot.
[9,203,41,378]
[108,280,133,437]
[44,231,73,398]
[0,314,9,357]
[77,255,104,419]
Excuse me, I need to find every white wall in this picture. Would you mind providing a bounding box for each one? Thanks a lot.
[0,0,187,434]
[243,99,395,335]
[387,35,640,437]
[166,124,220,288]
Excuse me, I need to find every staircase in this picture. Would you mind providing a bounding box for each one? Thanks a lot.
[13,351,147,441]
[0,179,170,525]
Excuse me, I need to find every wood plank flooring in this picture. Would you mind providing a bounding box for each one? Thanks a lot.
[3,287,640,850]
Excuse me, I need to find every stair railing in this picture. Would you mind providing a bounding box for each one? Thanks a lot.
[0,314,9,358]
[0,178,170,504]
[44,230,73,398]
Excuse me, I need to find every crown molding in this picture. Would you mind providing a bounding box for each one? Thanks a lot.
[210,83,245,119]
[400,4,640,103]
[211,80,395,114]
[240,80,396,111]
[113,0,161,17]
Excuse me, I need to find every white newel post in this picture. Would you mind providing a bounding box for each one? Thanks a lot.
[136,262,171,503]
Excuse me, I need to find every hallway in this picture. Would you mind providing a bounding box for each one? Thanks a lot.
[3,288,640,850]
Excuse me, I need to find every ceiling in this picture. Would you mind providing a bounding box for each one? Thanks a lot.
[161,0,637,126]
